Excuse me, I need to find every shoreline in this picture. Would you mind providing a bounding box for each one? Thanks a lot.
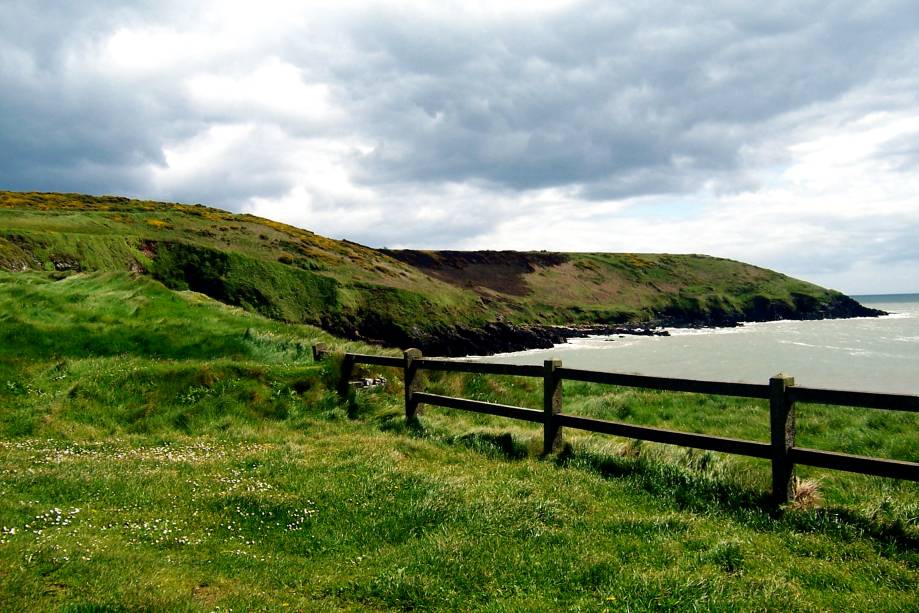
[449,300,919,395]
[468,309,912,360]
[403,301,888,358]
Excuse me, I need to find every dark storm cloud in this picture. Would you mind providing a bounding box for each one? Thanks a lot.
[0,0,187,195]
[342,1,919,197]
[0,0,911,201]
[0,75,174,195]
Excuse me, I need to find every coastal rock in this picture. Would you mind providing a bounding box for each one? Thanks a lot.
[333,291,886,357]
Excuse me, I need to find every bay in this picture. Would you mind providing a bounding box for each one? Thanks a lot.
[465,294,919,395]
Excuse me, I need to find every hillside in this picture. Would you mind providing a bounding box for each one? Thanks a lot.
[0,191,881,355]
[0,271,915,610]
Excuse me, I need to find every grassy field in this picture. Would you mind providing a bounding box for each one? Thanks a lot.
[0,272,917,611]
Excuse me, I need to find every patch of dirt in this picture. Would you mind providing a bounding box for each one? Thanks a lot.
[138,240,157,259]
[192,583,220,607]
[380,249,568,296]
[49,254,81,271]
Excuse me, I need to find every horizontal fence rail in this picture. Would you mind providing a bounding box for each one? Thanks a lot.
[327,346,919,504]
[344,353,404,368]
[790,448,919,481]
[414,392,545,423]
[789,387,919,413]
[558,368,771,399]
[415,358,544,378]
[555,414,773,459]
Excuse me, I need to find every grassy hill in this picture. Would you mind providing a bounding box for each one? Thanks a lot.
[0,191,879,355]
[0,271,915,611]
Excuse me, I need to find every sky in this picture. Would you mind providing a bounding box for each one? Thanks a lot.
[2,1,919,294]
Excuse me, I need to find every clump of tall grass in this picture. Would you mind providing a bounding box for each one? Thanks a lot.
[789,477,823,510]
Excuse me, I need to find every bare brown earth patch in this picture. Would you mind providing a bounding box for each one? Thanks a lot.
[381,249,568,296]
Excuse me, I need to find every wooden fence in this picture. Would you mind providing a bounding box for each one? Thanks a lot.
[316,344,919,505]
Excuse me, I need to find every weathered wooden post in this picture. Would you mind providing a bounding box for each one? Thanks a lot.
[404,348,423,422]
[770,373,796,505]
[312,342,328,362]
[543,359,563,454]
[337,353,355,399]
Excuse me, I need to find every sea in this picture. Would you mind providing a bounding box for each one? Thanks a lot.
[465,294,919,395]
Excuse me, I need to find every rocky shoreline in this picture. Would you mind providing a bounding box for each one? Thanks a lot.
[347,293,888,357]
[409,322,670,358]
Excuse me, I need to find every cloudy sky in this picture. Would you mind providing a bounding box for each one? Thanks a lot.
[2,1,919,293]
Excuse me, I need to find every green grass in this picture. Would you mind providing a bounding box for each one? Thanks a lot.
[416,373,919,511]
[0,272,916,611]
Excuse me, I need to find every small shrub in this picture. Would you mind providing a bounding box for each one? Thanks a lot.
[790,477,823,510]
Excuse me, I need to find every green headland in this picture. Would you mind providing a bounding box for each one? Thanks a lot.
[0,191,880,356]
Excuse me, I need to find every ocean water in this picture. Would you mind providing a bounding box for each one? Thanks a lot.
[466,294,919,395]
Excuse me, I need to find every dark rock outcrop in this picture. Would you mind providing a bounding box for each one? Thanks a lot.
[335,292,886,357]
[334,320,670,357]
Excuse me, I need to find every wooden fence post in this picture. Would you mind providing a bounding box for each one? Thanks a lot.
[770,373,796,505]
[337,353,355,399]
[404,348,423,422]
[312,342,327,362]
[543,359,563,454]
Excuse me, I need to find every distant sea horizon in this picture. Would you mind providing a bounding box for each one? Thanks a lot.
[853,292,919,302]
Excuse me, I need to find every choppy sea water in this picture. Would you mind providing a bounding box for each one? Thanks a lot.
[465,295,919,395]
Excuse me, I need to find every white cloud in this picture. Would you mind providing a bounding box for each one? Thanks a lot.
[104,27,211,72]
[151,123,256,190]
[185,59,337,121]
